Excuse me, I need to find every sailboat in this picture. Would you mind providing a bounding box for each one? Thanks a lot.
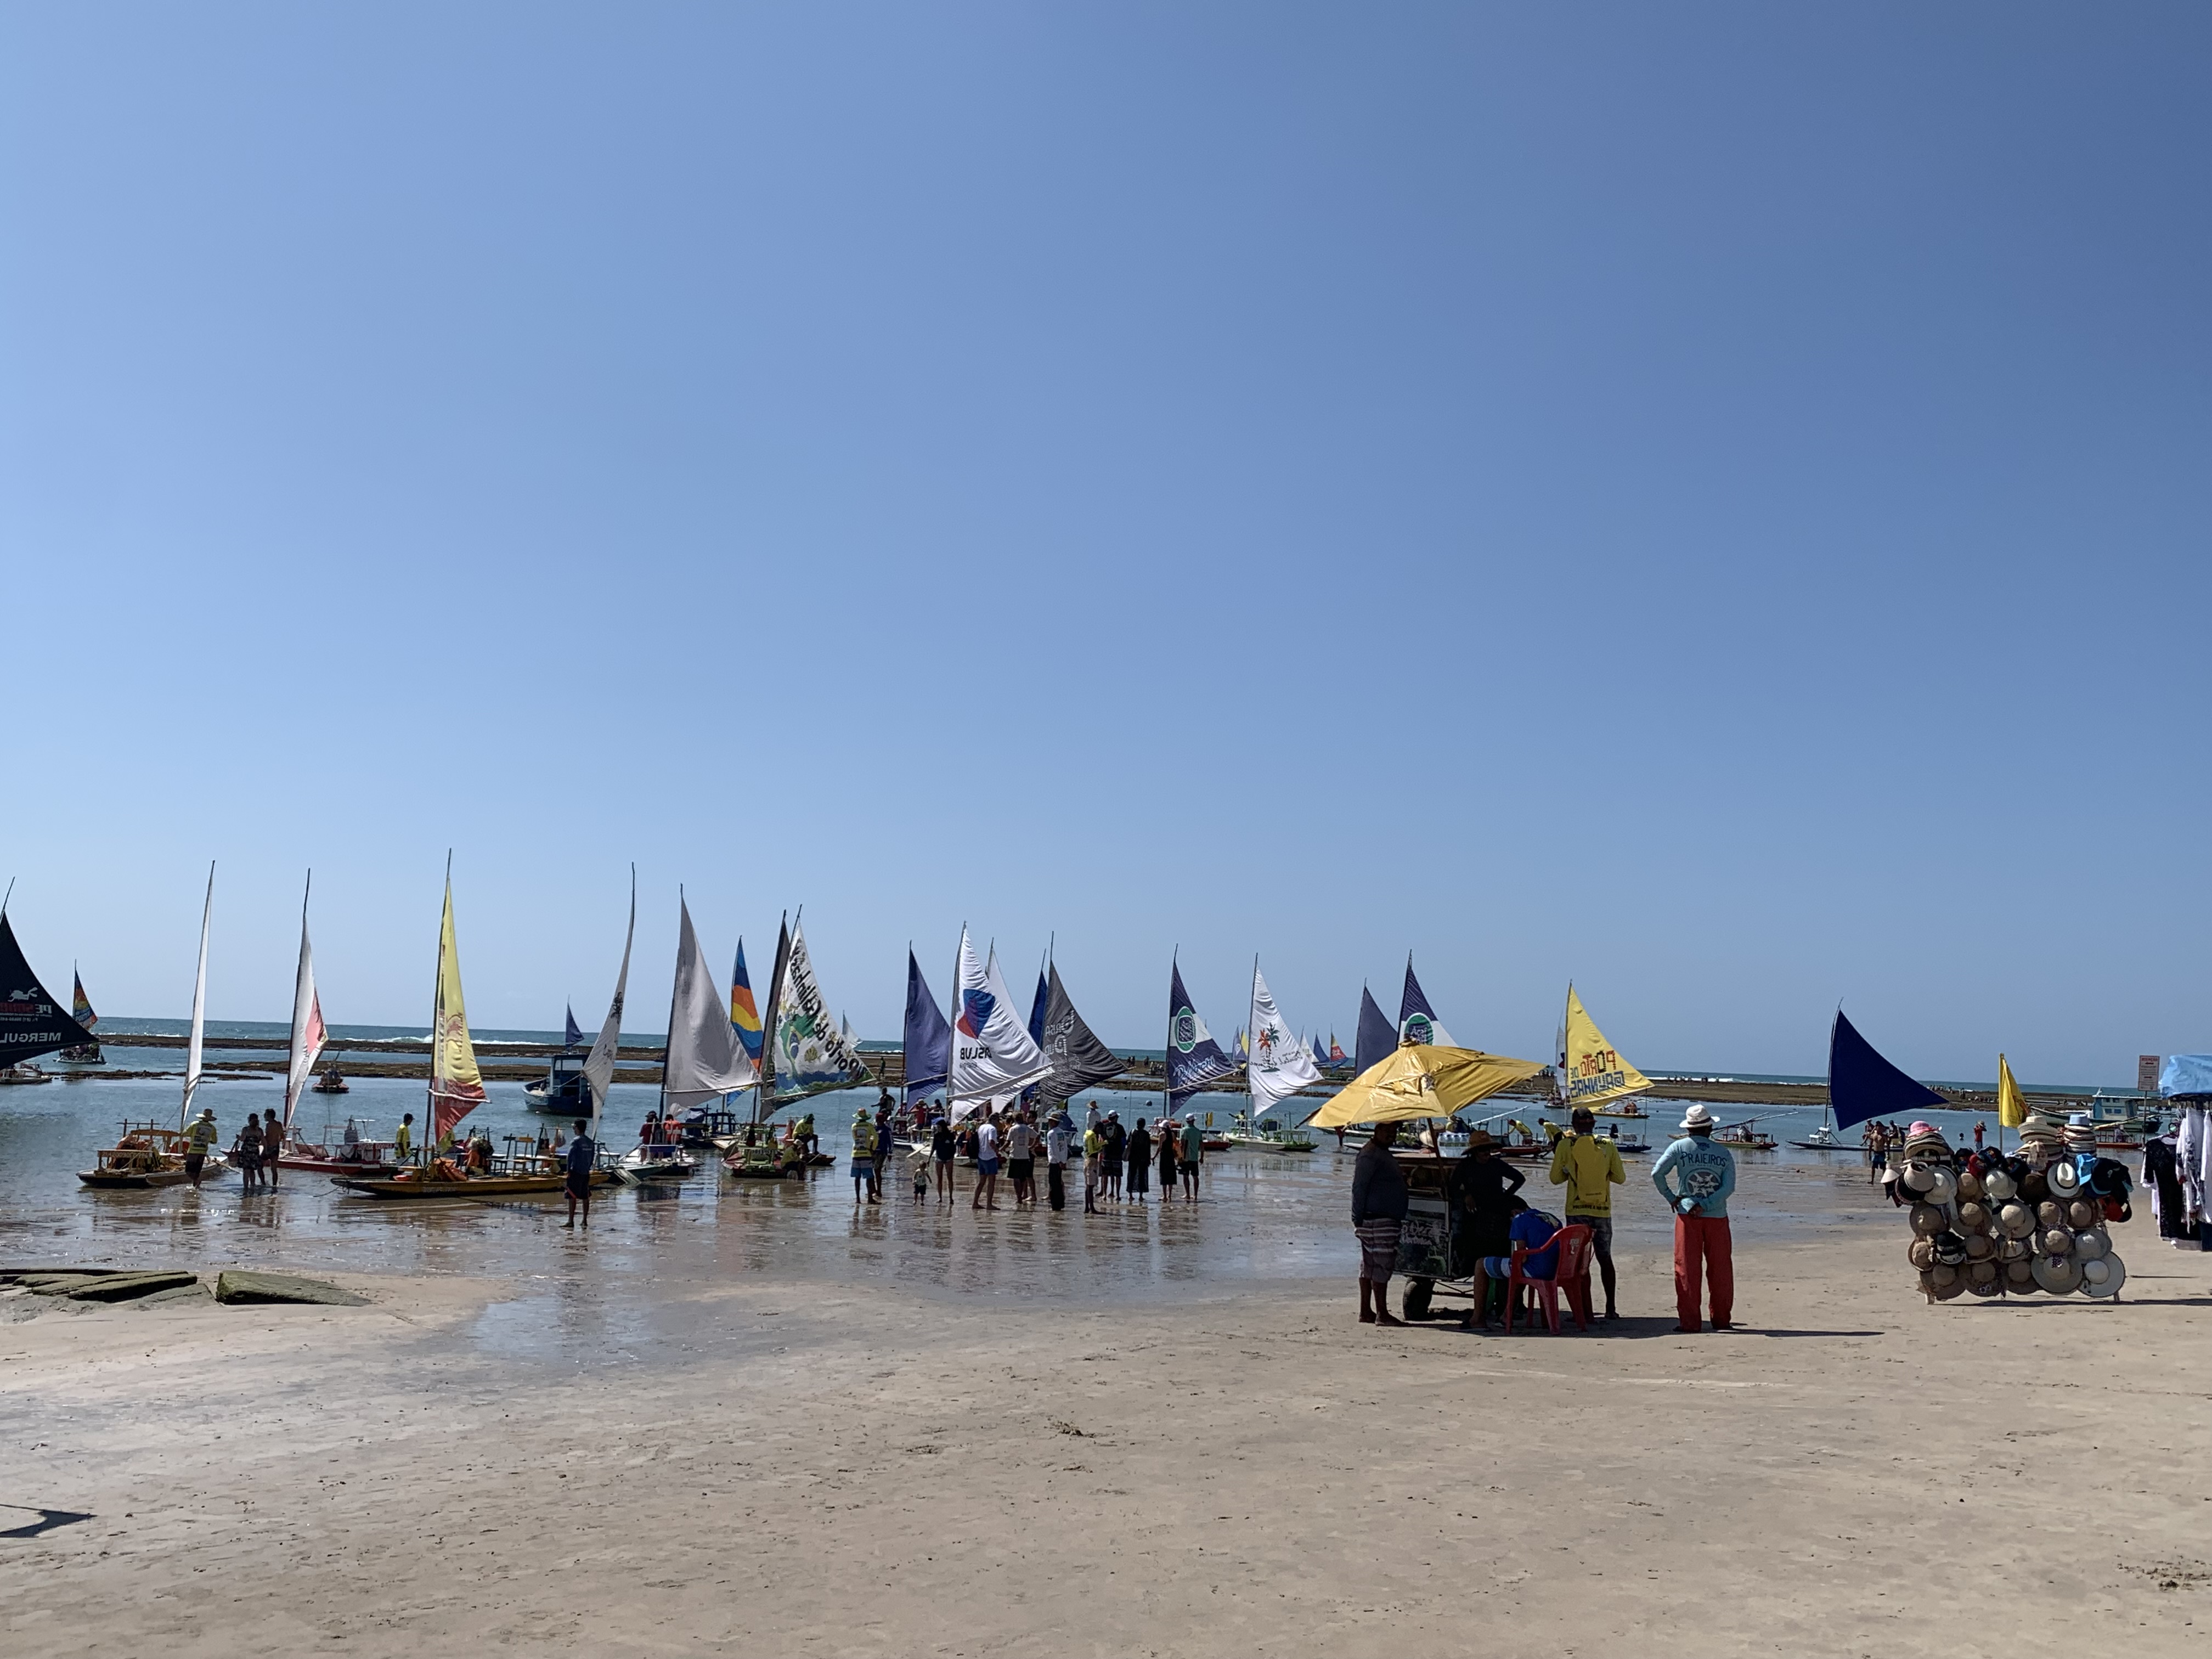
[1229,963,1318,1152]
[1163,955,1239,1129]
[79,867,223,1188]
[271,876,395,1176]
[337,865,585,1199]
[58,969,103,1064]
[759,911,871,1111]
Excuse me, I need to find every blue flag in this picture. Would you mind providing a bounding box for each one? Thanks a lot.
[1827,1009,1946,1130]
[902,949,951,1102]
[1165,958,1237,1103]
[1355,985,1396,1078]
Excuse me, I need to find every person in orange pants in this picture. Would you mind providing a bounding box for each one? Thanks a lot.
[1651,1104,1738,1331]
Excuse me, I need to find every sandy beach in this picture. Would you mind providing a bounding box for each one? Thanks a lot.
[3,1161,2207,1658]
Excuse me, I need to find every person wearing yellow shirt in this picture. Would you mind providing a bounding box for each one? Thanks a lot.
[1548,1107,1627,1321]
[1082,1124,1104,1214]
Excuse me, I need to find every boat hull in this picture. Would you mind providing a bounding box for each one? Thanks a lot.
[77,1167,191,1189]
[331,1171,617,1200]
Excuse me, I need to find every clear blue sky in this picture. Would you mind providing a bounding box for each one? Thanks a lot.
[3,5,2205,1083]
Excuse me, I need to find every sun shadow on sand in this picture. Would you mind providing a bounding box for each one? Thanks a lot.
[0,1506,93,1539]
[1419,1317,1884,1340]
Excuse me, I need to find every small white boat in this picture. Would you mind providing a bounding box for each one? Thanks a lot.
[0,1062,53,1085]
[620,1143,698,1179]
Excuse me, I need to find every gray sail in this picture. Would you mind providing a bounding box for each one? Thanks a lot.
[1038,963,1122,1107]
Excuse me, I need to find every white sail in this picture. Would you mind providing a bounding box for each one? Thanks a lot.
[664,895,757,1109]
[180,864,213,1129]
[1248,964,1321,1117]
[771,918,867,1092]
[281,875,326,1131]
[948,927,1051,1109]
[582,873,636,1138]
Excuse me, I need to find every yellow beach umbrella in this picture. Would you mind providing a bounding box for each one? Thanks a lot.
[1305,1043,1548,1130]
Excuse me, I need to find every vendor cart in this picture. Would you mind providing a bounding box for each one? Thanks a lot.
[1392,1154,1484,1321]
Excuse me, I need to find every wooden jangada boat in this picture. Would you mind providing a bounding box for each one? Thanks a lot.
[80,1122,199,1188]
[1712,1116,1779,1152]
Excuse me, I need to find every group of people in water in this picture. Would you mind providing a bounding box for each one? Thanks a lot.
[839,1093,1207,1214]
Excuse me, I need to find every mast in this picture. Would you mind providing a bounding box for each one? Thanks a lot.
[180,863,213,1132]
[425,852,448,1163]
[1247,955,1259,1129]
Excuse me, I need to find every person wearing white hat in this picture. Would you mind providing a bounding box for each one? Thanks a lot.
[1652,1103,1737,1333]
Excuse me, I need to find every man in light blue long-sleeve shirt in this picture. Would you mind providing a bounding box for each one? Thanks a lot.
[1652,1104,1736,1332]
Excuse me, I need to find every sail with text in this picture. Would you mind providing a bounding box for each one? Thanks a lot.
[902,950,952,1102]
[1248,964,1323,1118]
[729,939,764,1063]
[1037,962,1123,1108]
[947,927,1052,1115]
[1560,984,1650,1110]
[1353,985,1396,1077]
[1329,1032,1346,1064]
[0,911,96,1068]
[1398,956,1457,1048]
[281,876,328,1132]
[663,894,758,1111]
[771,916,869,1097]
[1165,957,1238,1105]
[427,870,488,1143]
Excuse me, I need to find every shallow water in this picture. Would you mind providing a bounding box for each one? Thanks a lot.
[0,1048,2004,1326]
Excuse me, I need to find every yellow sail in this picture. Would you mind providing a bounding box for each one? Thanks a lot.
[1996,1053,2027,1128]
[428,876,487,1142]
[1561,985,1650,1109]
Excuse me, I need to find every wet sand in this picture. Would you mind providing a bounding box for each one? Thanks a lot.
[3,1165,2207,1657]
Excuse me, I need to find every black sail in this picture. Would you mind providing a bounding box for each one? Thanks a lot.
[0,913,97,1066]
[1039,963,1123,1106]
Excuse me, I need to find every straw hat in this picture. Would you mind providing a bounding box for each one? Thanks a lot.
[1957,1200,1991,1234]
[2036,1199,2066,1230]
[2066,1198,2098,1231]
[1956,1167,1985,1202]
[1998,1235,2031,1262]
[1909,1202,1948,1238]
[1929,1261,1959,1288]
[1932,1231,1969,1267]
[2002,1257,2035,1288]
[2063,1113,2097,1153]
[1900,1160,1938,1195]
[1967,1258,1999,1286]
[2080,1254,2126,1300]
[2032,1254,2083,1294]
[1678,1103,1716,1133]
[2019,1170,2050,1202]
[2039,1226,2075,1256]
[2073,1227,2109,1262]
[2019,1115,2064,1144]
[1963,1231,1994,1261]
[1908,1238,1937,1269]
[1982,1167,2018,1202]
[1997,1201,2036,1240]
[1923,1166,1958,1205]
[2046,1159,2081,1196]
[1932,1274,1967,1301]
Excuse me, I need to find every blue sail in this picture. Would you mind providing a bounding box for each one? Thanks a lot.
[1020,967,1052,1105]
[1398,956,1455,1047]
[1827,1009,1947,1130]
[563,1003,583,1049]
[1355,985,1396,1077]
[1310,1034,1330,1068]
[902,949,951,1102]
[1165,958,1238,1103]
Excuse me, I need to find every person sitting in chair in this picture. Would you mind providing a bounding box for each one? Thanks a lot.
[1479,1197,1562,1321]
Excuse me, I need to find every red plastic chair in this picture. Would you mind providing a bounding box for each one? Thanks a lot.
[1504,1224,1593,1334]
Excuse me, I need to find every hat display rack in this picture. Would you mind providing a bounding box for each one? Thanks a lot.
[1887,1115,2132,1302]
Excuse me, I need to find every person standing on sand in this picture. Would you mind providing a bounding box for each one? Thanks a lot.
[1102,1113,1125,1203]
[1045,1110,1071,1211]
[972,1114,1002,1210]
[1157,1114,1178,1199]
[872,1094,895,1200]
[1126,1118,1152,1203]
[262,1110,283,1187]
[1352,1122,1408,1326]
[1653,1103,1736,1333]
[235,1114,262,1192]
[1083,1119,1103,1213]
[1548,1108,1627,1322]
[1180,1113,1203,1201]
[564,1118,597,1227]
[931,1113,957,1204]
